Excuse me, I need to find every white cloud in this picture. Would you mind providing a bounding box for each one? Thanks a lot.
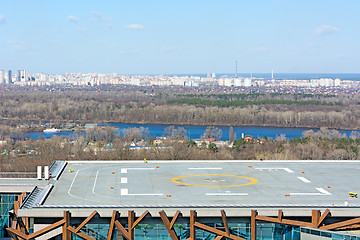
[254,47,267,53]
[315,25,340,35]
[124,24,145,30]
[67,15,80,23]
[7,40,34,51]
[75,27,86,32]
[92,12,112,22]
[305,42,317,48]
[0,14,6,24]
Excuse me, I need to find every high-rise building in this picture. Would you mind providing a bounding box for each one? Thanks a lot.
[6,70,12,84]
[0,70,4,84]
[18,70,29,82]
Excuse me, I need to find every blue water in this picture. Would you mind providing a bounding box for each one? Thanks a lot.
[26,123,359,141]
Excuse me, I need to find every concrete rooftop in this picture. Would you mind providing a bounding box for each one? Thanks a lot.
[12,160,359,217]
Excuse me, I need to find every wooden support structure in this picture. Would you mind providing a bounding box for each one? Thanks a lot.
[320,217,360,230]
[6,208,360,240]
[111,210,150,240]
[107,210,118,240]
[193,222,245,240]
[188,210,196,240]
[220,210,230,237]
[159,210,180,240]
[62,211,71,240]
[251,210,257,240]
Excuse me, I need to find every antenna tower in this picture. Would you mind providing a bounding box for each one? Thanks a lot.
[235,60,237,78]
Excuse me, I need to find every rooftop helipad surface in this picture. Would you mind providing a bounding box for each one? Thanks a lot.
[39,160,359,210]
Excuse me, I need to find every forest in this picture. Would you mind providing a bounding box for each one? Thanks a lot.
[0,87,359,130]
[0,86,359,172]
[0,126,359,173]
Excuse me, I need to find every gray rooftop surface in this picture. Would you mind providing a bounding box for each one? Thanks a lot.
[15,160,360,217]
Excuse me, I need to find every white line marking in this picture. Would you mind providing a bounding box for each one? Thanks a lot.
[255,168,294,173]
[121,168,127,173]
[126,168,155,170]
[316,188,331,195]
[297,177,311,183]
[206,193,248,196]
[68,170,79,196]
[121,188,163,196]
[189,168,222,170]
[121,177,128,183]
[290,188,332,196]
[92,170,100,194]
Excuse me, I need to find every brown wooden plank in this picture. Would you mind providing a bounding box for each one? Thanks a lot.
[107,210,118,240]
[67,226,96,240]
[75,211,98,233]
[320,217,360,230]
[132,210,149,229]
[114,220,130,240]
[255,215,314,228]
[220,210,230,237]
[63,211,71,240]
[159,211,179,240]
[194,222,245,240]
[214,236,224,240]
[251,210,257,240]
[28,219,66,239]
[128,211,135,240]
[190,210,196,240]
[6,228,29,240]
[318,209,330,227]
[312,210,320,227]
[170,210,181,229]
[278,210,283,222]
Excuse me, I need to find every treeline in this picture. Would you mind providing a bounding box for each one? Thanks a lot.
[0,89,359,129]
[167,98,341,107]
[1,127,359,172]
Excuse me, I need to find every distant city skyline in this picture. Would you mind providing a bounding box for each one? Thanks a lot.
[0,0,359,74]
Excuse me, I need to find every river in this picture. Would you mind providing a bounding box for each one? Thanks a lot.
[26,123,359,141]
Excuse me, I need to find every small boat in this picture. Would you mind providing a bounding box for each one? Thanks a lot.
[43,128,61,133]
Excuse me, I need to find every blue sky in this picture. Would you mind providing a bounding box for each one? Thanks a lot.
[0,0,359,74]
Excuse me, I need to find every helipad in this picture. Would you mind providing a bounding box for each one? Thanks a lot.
[22,160,360,215]
[4,160,360,240]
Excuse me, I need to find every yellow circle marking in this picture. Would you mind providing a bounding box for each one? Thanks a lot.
[171,174,258,187]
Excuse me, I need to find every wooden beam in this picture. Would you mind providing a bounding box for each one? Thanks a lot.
[194,222,245,240]
[318,209,330,227]
[251,210,257,240]
[170,210,181,229]
[312,210,320,228]
[63,211,71,240]
[214,236,223,240]
[132,210,149,229]
[114,220,130,240]
[189,210,196,240]
[278,210,283,222]
[320,217,360,230]
[6,228,29,240]
[67,226,96,240]
[28,219,66,239]
[107,210,118,240]
[220,210,230,237]
[255,215,314,228]
[159,211,179,240]
[128,211,135,240]
[75,211,98,233]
